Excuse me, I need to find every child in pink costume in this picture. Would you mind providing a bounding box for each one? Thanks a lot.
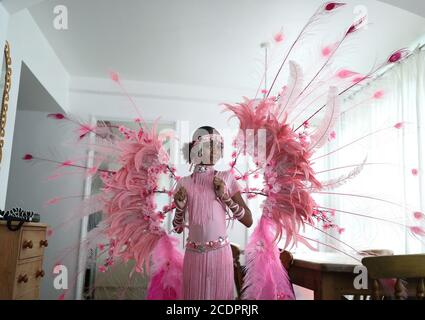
[173,126,253,300]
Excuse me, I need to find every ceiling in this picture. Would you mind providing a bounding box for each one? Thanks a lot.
[0,0,44,14]
[3,0,425,91]
[379,0,425,18]
[2,0,425,17]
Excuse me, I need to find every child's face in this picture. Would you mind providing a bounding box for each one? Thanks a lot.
[191,135,222,165]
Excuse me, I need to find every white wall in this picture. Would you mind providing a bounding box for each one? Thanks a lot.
[6,109,85,300]
[0,8,70,209]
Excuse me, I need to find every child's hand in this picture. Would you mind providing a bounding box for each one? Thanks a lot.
[174,187,187,209]
[213,177,228,199]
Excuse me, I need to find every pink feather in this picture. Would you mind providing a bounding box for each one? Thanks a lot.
[47,113,66,120]
[352,75,367,83]
[414,211,424,220]
[317,156,367,191]
[242,217,295,300]
[388,48,410,63]
[278,61,304,118]
[60,160,74,167]
[109,71,120,83]
[373,90,384,99]
[274,32,284,43]
[309,86,340,151]
[87,166,99,176]
[394,122,404,129]
[45,197,61,206]
[295,234,318,251]
[22,154,33,161]
[322,42,338,57]
[324,2,346,11]
[337,69,358,79]
[409,226,425,237]
[146,235,183,299]
[77,124,96,140]
[346,15,367,35]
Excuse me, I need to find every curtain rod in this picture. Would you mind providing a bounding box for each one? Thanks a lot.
[343,42,425,100]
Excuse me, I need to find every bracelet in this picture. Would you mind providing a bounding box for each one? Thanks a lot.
[173,216,183,223]
[173,205,186,231]
[221,193,246,221]
[175,206,185,212]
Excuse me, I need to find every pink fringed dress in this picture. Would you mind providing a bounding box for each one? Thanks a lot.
[175,166,241,300]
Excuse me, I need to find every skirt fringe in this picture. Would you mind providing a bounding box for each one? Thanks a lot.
[183,244,234,300]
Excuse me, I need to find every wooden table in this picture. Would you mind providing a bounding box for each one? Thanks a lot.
[289,251,371,300]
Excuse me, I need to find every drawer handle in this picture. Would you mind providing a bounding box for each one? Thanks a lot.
[36,270,45,278]
[22,240,33,249]
[18,274,28,283]
[40,240,48,248]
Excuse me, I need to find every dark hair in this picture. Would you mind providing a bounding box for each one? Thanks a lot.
[188,126,223,164]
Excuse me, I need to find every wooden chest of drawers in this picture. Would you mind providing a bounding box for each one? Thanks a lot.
[0,221,48,299]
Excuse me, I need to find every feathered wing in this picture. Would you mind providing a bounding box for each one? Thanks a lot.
[93,123,184,298]
[224,93,320,299]
[223,1,423,299]
[25,114,184,300]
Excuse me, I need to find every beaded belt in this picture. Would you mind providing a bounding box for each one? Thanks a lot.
[185,236,229,253]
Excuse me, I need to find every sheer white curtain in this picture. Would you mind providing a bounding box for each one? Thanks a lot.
[327,47,425,254]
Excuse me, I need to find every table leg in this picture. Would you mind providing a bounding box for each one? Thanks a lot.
[314,273,342,300]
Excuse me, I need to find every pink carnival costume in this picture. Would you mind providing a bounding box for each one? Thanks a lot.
[176,166,241,300]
